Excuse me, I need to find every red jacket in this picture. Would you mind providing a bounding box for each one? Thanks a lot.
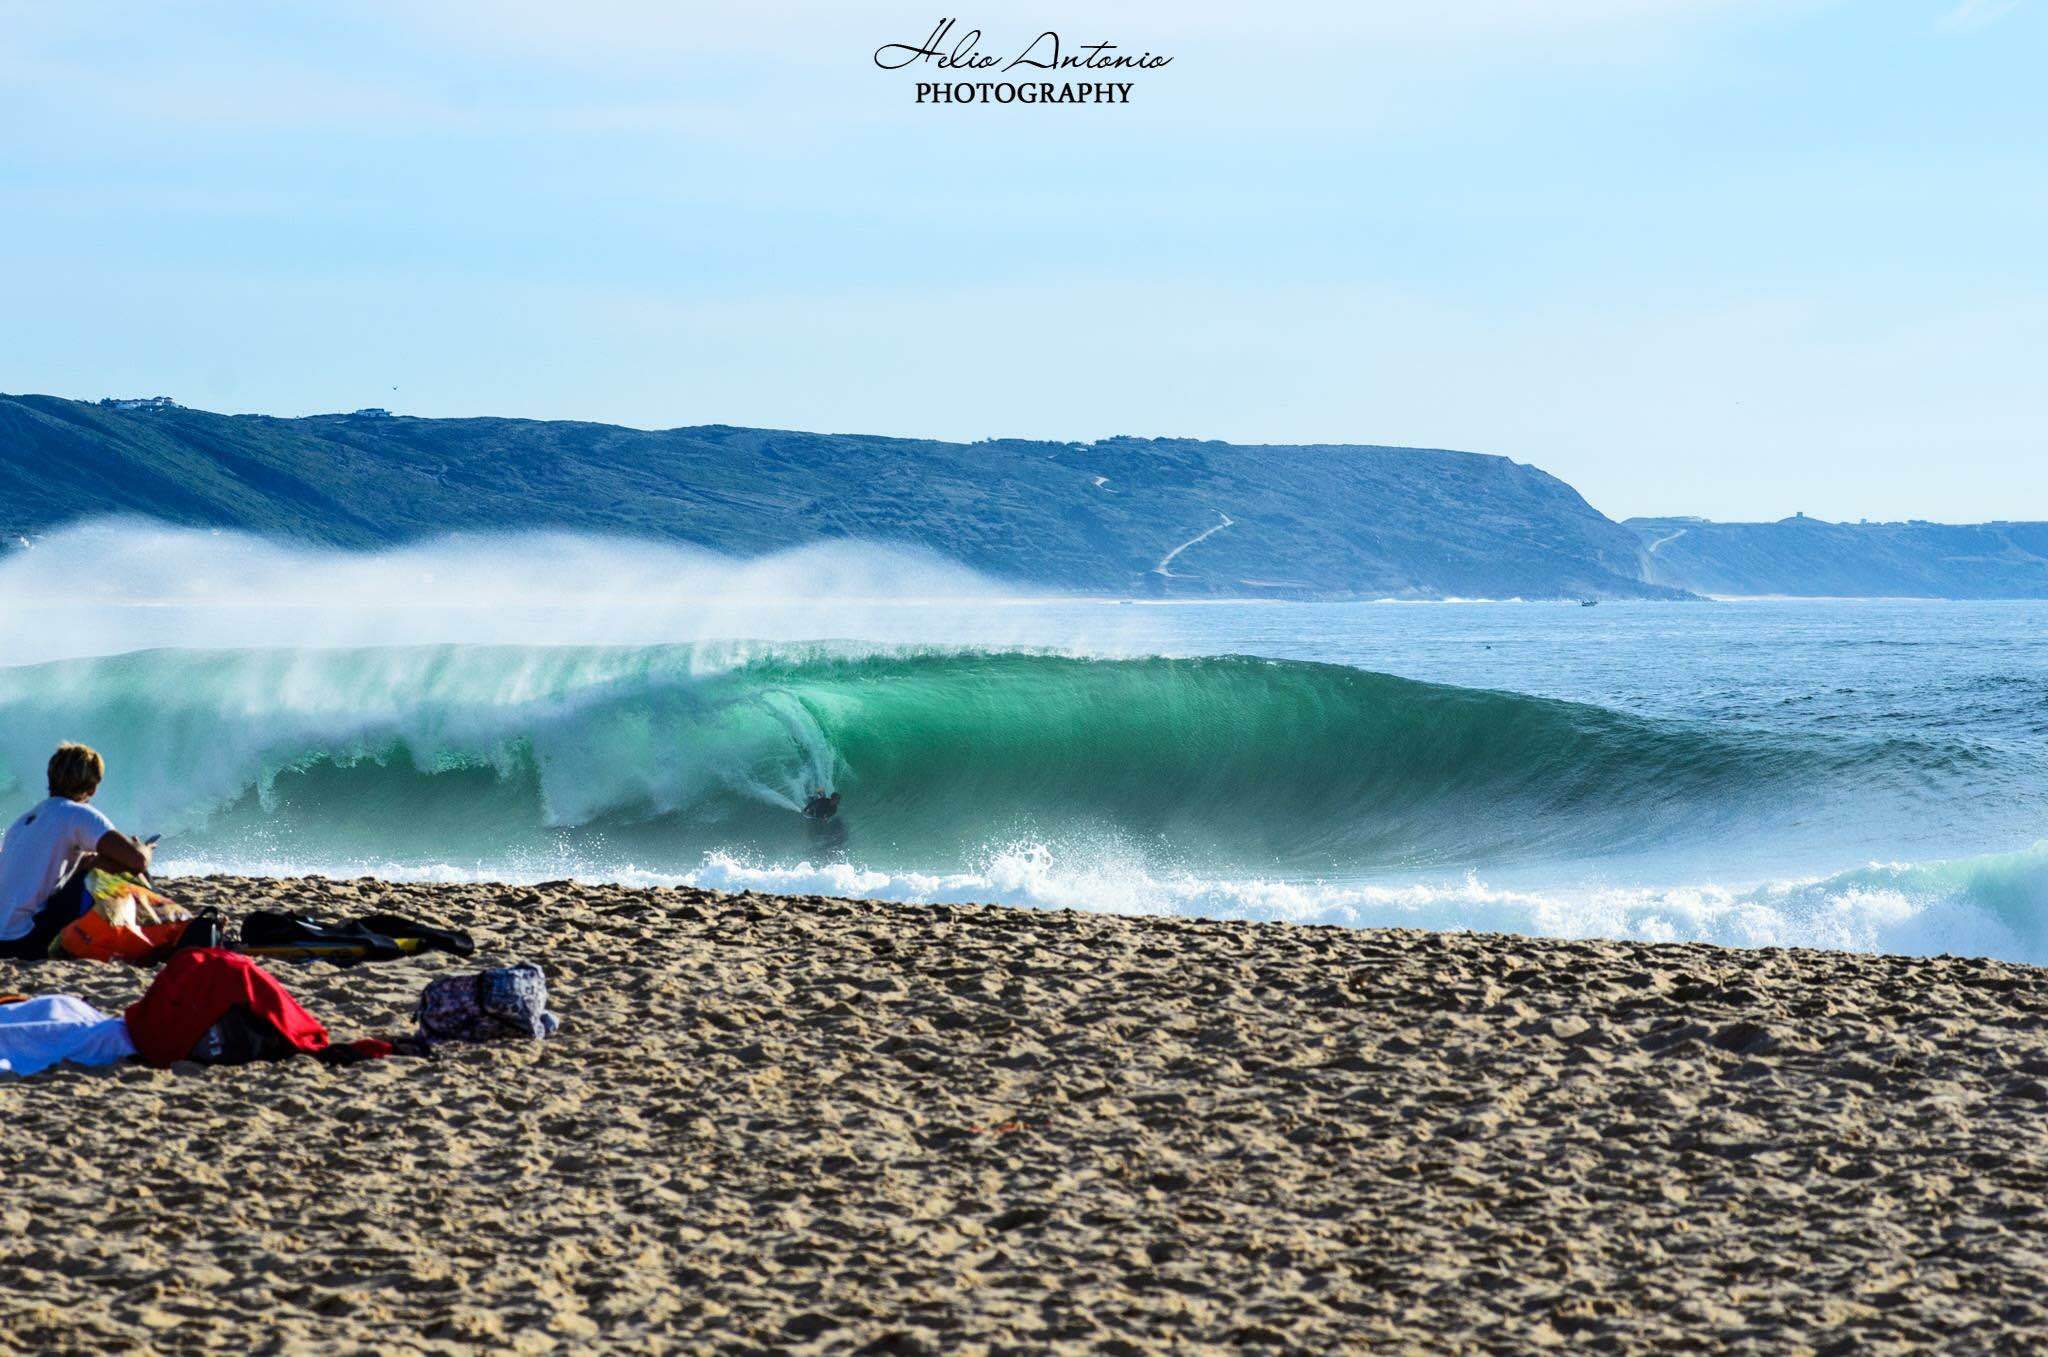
[124,948,331,1066]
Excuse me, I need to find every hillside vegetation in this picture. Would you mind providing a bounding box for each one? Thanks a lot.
[0,394,1678,599]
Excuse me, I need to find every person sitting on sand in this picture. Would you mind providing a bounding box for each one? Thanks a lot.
[0,744,153,960]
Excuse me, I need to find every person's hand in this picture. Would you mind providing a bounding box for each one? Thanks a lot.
[93,828,153,876]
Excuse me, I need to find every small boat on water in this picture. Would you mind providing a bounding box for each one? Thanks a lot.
[1580,598,1598,607]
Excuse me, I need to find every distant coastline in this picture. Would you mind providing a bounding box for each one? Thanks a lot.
[4,392,2044,600]
[1628,515,2048,600]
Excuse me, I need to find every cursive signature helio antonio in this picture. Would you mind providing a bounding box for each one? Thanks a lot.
[875,18,1172,73]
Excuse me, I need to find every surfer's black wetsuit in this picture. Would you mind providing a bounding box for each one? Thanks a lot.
[803,791,848,858]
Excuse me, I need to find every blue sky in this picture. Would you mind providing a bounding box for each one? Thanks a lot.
[1,0,2040,522]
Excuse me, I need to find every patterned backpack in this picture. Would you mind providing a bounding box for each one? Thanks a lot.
[414,963,559,1044]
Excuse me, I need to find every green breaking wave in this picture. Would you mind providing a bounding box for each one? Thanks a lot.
[0,642,1881,873]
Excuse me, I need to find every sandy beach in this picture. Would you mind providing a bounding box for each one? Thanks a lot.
[5,877,2048,1354]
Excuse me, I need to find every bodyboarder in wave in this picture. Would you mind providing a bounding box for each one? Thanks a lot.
[802,788,847,858]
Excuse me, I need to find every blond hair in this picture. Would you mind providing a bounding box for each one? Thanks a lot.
[47,743,105,800]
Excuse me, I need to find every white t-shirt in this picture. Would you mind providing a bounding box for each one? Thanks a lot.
[0,796,115,941]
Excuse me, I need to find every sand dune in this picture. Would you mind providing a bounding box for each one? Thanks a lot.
[5,876,2048,1353]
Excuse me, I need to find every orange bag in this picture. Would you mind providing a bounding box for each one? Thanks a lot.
[51,871,192,964]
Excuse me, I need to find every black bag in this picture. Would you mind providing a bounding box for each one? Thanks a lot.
[238,911,474,966]
[171,909,225,955]
[187,1004,292,1065]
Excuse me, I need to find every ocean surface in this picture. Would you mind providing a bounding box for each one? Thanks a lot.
[3,523,2044,962]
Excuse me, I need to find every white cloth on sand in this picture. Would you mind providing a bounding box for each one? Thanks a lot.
[0,995,136,1076]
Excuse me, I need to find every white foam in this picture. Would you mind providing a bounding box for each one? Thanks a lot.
[161,839,2048,964]
[0,520,1166,663]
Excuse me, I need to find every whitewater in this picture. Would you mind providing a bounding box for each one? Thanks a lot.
[4,522,2045,962]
